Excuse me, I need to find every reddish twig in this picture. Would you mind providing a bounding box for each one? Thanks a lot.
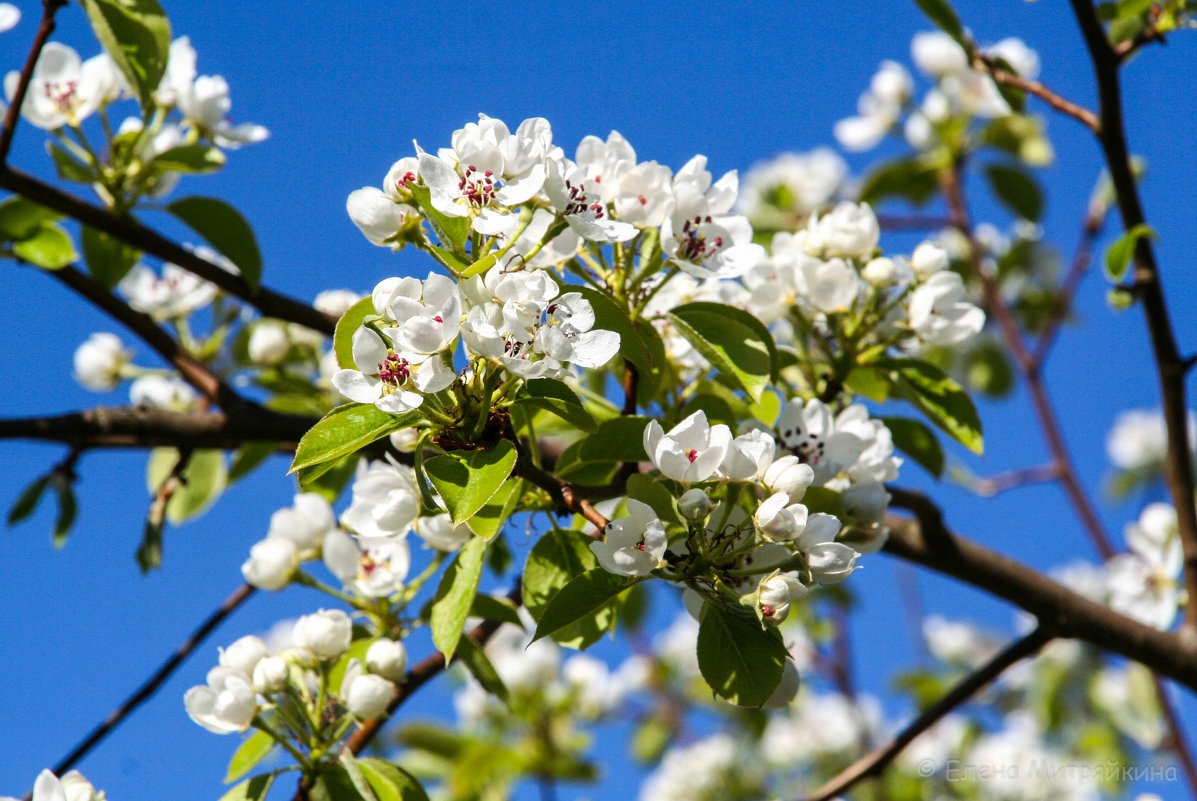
[799,626,1052,801]
[973,56,1100,133]
[0,0,67,164]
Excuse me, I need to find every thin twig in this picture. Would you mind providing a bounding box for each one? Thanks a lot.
[799,627,1053,801]
[40,583,255,783]
[0,165,336,334]
[1030,201,1107,369]
[973,56,1100,133]
[0,0,67,164]
[962,462,1060,497]
[1069,0,1197,643]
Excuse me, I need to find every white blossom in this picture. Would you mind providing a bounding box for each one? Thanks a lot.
[322,529,411,597]
[241,537,298,590]
[340,659,395,719]
[293,609,352,660]
[184,666,257,734]
[590,500,667,577]
[341,459,421,539]
[753,492,809,542]
[74,333,130,391]
[908,270,986,346]
[643,410,733,483]
[218,635,267,676]
[366,638,407,681]
[129,375,197,410]
[252,656,288,694]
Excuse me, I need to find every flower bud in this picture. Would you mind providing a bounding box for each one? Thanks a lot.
[241,538,298,591]
[74,333,130,391]
[247,321,289,364]
[219,635,268,676]
[389,428,420,453]
[910,242,948,278]
[252,655,289,693]
[293,609,352,660]
[861,257,896,286]
[757,573,808,624]
[678,488,712,521]
[314,289,362,318]
[347,187,408,246]
[753,493,808,542]
[60,771,98,801]
[341,659,395,719]
[762,457,814,500]
[366,638,407,681]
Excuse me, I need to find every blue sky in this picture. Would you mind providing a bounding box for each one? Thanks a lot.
[1,0,1196,798]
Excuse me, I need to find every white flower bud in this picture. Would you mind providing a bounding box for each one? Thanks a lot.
[293,609,352,660]
[252,655,289,693]
[862,257,897,286]
[757,573,808,624]
[247,320,290,364]
[365,638,407,681]
[678,488,712,521]
[347,187,407,246]
[389,427,420,453]
[60,771,98,801]
[341,659,394,719]
[74,333,129,391]
[241,538,298,591]
[753,493,808,542]
[910,242,948,278]
[314,289,362,318]
[219,635,268,676]
[762,457,815,500]
[184,666,257,734]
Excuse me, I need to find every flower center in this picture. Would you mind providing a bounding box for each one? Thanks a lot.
[563,180,605,219]
[761,604,774,617]
[43,79,80,113]
[686,449,699,463]
[780,425,826,465]
[377,353,411,385]
[679,215,723,262]
[458,164,498,208]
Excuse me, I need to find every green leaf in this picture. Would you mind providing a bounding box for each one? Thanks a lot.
[77,0,171,110]
[858,158,941,206]
[696,603,787,707]
[218,774,274,801]
[51,477,77,548]
[12,223,77,269]
[0,197,64,241]
[912,0,966,43]
[408,183,468,255]
[357,758,431,801]
[884,358,983,454]
[334,296,375,369]
[465,478,522,540]
[455,635,510,704]
[532,568,637,643]
[7,475,50,526]
[430,536,488,661]
[153,144,227,173]
[137,514,163,572]
[459,252,497,279]
[668,302,776,401]
[81,225,140,287]
[513,378,597,433]
[339,751,379,801]
[311,764,370,801]
[47,141,98,183]
[578,416,651,463]
[1104,223,1155,282]
[423,440,517,525]
[298,451,359,499]
[290,404,410,475]
[147,448,228,524]
[229,442,277,483]
[165,196,262,287]
[879,416,945,478]
[844,366,891,403]
[524,529,614,649]
[625,474,683,529]
[470,593,523,627]
[225,730,275,783]
[984,164,1044,222]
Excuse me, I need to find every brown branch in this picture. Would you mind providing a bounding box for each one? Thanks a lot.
[1113,23,1167,62]
[0,164,336,334]
[800,626,1053,801]
[941,163,1115,559]
[0,0,67,164]
[39,583,255,786]
[973,56,1100,133]
[46,264,244,409]
[884,487,1197,690]
[1152,673,1197,794]
[1069,0,1197,641]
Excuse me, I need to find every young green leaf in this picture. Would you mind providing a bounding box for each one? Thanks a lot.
[165,196,263,287]
[696,603,787,707]
[884,358,983,454]
[153,144,227,173]
[455,635,510,705]
[47,142,98,183]
[912,0,966,43]
[532,568,638,644]
[290,404,411,474]
[225,730,275,783]
[77,0,171,109]
[7,475,50,526]
[668,302,777,402]
[858,157,941,206]
[408,183,468,256]
[465,478,522,540]
[51,476,77,548]
[333,295,375,369]
[356,758,431,801]
[81,225,140,287]
[578,416,651,463]
[423,440,517,525]
[878,416,945,478]
[430,535,488,661]
[1104,223,1156,282]
[984,164,1044,222]
[339,751,380,801]
[12,223,77,270]
[625,474,683,529]
[217,774,274,801]
[469,593,523,627]
[0,197,64,241]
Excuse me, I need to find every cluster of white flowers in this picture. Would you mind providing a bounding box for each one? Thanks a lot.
[0,769,100,801]
[835,31,1046,156]
[736,148,848,219]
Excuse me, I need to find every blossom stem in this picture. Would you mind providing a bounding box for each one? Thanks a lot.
[253,715,311,769]
[293,571,360,607]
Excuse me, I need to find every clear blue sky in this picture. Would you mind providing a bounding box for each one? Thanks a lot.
[1,1,1196,799]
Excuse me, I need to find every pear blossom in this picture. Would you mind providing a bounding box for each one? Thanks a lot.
[129,375,198,410]
[797,513,859,584]
[762,659,802,710]
[247,320,290,364]
[775,398,869,480]
[910,241,949,277]
[660,181,764,279]
[841,480,892,553]
[753,492,809,542]
[2,771,98,801]
[252,656,288,693]
[720,429,776,481]
[0,5,19,33]
[241,537,298,590]
[266,492,338,554]
[590,500,667,577]
[414,513,473,552]
[177,73,268,148]
[331,326,455,413]
[762,456,815,499]
[184,666,257,733]
[757,572,808,623]
[834,62,910,152]
[643,410,733,483]
[219,635,268,676]
[340,459,421,538]
[347,187,413,246]
[805,201,880,259]
[3,44,116,129]
[912,31,970,76]
[1106,503,1182,629]
[908,270,986,346]
[797,256,861,314]
[74,333,130,391]
[1106,408,1196,472]
[293,609,352,660]
[738,148,846,217]
[314,289,362,318]
[375,273,462,361]
[366,638,407,681]
[341,659,395,719]
[322,529,411,597]
[677,488,712,521]
[613,159,675,227]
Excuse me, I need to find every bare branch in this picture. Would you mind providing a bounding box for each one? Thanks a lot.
[0,0,67,164]
[1069,0,1197,638]
[800,626,1053,801]
[973,56,1100,133]
[0,164,337,334]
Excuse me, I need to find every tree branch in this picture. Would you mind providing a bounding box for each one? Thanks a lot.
[1069,0,1197,639]
[972,56,1100,133]
[0,164,337,334]
[0,0,67,164]
[884,487,1197,690]
[799,626,1053,801]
